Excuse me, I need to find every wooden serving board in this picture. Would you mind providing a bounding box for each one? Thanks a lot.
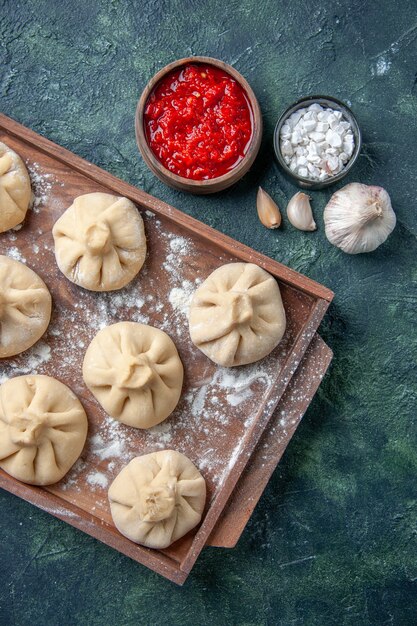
[0,114,333,584]
[208,333,332,548]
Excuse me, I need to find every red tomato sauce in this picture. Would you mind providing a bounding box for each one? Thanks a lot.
[144,64,254,180]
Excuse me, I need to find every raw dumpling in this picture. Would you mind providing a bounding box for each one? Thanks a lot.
[108,450,206,549]
[82,322,183,428]
[0,142,31,233]
[189,262,286,367]
[52,192,146,291]
[0,256,52,358]
[0,375,88,485]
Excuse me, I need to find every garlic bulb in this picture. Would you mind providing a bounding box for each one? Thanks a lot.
[256,187,281,229]
[324,183,396,254]
[286,192,316,231]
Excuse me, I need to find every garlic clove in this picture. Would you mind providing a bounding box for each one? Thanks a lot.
[256,187,282,229]
[286,192,316,231]
[323,183,396,254]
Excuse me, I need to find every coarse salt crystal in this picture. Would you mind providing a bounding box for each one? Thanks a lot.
[302,119,316,132]
[308,103,322,112]
[315,122,329,133]
[289,110,304,126]
[279,103,355,181]
[281,140,293,156]
[327,156,340,171]
[309,131,325,143]
[307,163,320,177]
[325,129,343,148]
[281,123,291,137]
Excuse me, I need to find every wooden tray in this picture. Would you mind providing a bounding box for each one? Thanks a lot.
[0,114,333,584]
[208,333,332,547]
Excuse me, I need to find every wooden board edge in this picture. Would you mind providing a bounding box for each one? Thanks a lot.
[179,299,330,573]
[0,113,334,303]
[207,334,333,548]
[0,113,333,583]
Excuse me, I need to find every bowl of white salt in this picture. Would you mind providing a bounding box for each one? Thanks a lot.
[273,95,361,189]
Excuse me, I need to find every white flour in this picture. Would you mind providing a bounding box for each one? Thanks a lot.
[90,433,125,461]
[27,162,57,213]
[0,197,303,506]
[185,365,272,425]
[92,415,133,460]
[6,246,26,263]
[0,341,51,384]
[161,234,192,283]
[86,471,108,489]
[169,236,190,254]
[147,420,173,447]
[168,280,195,316]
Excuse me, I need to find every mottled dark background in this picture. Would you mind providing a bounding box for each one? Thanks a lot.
[0,0,416,624]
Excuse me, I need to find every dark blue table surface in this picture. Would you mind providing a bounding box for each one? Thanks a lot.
[0,1,416,624]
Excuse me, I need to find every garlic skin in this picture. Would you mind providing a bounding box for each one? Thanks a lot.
[324,183,396,254]
[257,187,281,229]
[286,192,316,231]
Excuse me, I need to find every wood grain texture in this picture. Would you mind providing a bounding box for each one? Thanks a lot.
[0,332,331,585]
[208,333,333,548]
[0,113,333,583]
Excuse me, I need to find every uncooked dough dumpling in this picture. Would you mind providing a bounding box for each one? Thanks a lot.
[189,262,286,367]
[108,450,206,549]
[52,192,146,291]
[0,142,31,233]
[83,322,183,429]
[0,256,52,358]
[0,375,88,485]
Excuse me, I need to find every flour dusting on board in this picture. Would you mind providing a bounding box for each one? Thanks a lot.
[0,203,303,508]
[146,420,174,449]
[168,280,195,316]
[0,342,51,384]
[28,163,53,213]
[90,416,133,464]
[6,246,26,263]
[86,471,108,489]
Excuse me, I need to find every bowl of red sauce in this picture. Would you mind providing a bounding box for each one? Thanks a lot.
[136,56,262,194]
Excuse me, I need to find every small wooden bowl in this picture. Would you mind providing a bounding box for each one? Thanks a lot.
[135,56,263,194]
